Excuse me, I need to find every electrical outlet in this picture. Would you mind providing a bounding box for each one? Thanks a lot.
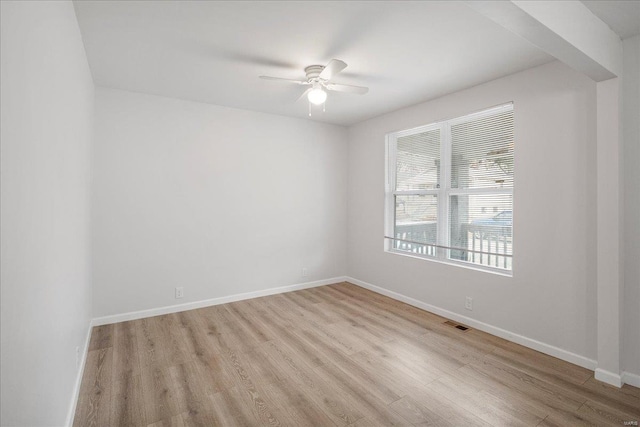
[465,296,473,311]
[301,267,308,277]
[175,287,184,299]
[75,346,81,368]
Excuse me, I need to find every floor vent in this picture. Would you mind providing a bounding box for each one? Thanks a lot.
[444,320,470,331]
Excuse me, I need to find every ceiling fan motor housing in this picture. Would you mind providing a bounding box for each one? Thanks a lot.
[304,65,325,82]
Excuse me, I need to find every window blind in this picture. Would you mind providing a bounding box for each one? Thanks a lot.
[450,108,514,189]
[448,106,514,270]
[396,128,440,191]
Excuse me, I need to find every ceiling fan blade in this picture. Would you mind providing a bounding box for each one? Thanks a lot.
[296,87,312,103]
[319,59,347,80]
[326,83,368,94]
[259,76,309,85]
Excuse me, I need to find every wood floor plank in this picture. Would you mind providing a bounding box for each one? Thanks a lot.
[581,377,640,411]
[378,336,464,375]
[349,350,438,390]
[426,374,543,426]
[188,307,237,355]
[240,346,285,385]
[453,362,594,426]
[297,329,403,404]
[388,396,451,426]
[294,288,325,304]
[470,357,588,411]
[308,284,348,301]
[112,321,140,383]
[208,386,260,426]
[146,413,185,427]
[223,301,276,344]
[329,282,445,326]
[111,374,146,427]
[252,297,297,329]
[140,365,182,424]
[74,282,640,427]
[283,294,343,325]
[175,311,217,360]
[329,291,430,337]
[486,345,593,386]
[350,415,411,427]
[260,339,364,426]
[420,322,498,355]
[418,330,490,367]
[167,362,216,426]
[360,342,447,386]
[536,407,608,426]
[153,314,193,366]
[403,384,496,427]
[575,399,639,427]
[485,352,640,418]
[301,317,365,355]
[313,359,412,425]
[135,317,168,368]
[263,294,308,325]
[328,299,426,345]
[261,376,338,426]
[214,314,269,353]
[251,300,326,368]
[74,348,113,427]
[189,353,236,396]
[89,324,114,351]
[280,289,318,308]
[221,347,286,426]
[330,316,396,344]
[447,362,560,420]
[311,301,368,327]
[263,341,363,425]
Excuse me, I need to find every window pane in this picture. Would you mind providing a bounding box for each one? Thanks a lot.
[393,195,437,256]
[449,194,512,270]
[451,108,514,189]
[396,128,440,190]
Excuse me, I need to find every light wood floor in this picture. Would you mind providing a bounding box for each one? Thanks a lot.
[74,282,640,426]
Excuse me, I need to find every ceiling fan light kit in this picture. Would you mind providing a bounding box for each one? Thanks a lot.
[307,82,327,105]
[259,59,368,116]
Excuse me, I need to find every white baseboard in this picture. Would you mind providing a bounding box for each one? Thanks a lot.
[65,320,93,427]
[345,276,598,372]
[92,276,348,326]
[622,371,640,388]
[595,368,623,388]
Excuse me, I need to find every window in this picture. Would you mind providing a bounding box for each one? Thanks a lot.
[385,103,514,273]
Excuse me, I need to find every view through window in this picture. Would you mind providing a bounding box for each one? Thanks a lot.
[385,103,514,273]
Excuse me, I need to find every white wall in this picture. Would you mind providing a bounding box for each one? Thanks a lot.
[92,88,347,317]
[0,2,94,426]
[347,61,598,362]
[622,34,640,379]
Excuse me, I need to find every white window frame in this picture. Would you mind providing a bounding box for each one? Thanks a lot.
[385,103,514,276]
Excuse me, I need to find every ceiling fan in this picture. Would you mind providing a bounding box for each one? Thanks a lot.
[259,59,368,114]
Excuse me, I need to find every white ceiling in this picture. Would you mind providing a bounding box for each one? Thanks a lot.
[583,0,640,40]
[73,1,554,126]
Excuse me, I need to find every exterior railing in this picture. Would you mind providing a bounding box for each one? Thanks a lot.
[393,222,512,269]
[393,221,437,256]
[457,224,512,269]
